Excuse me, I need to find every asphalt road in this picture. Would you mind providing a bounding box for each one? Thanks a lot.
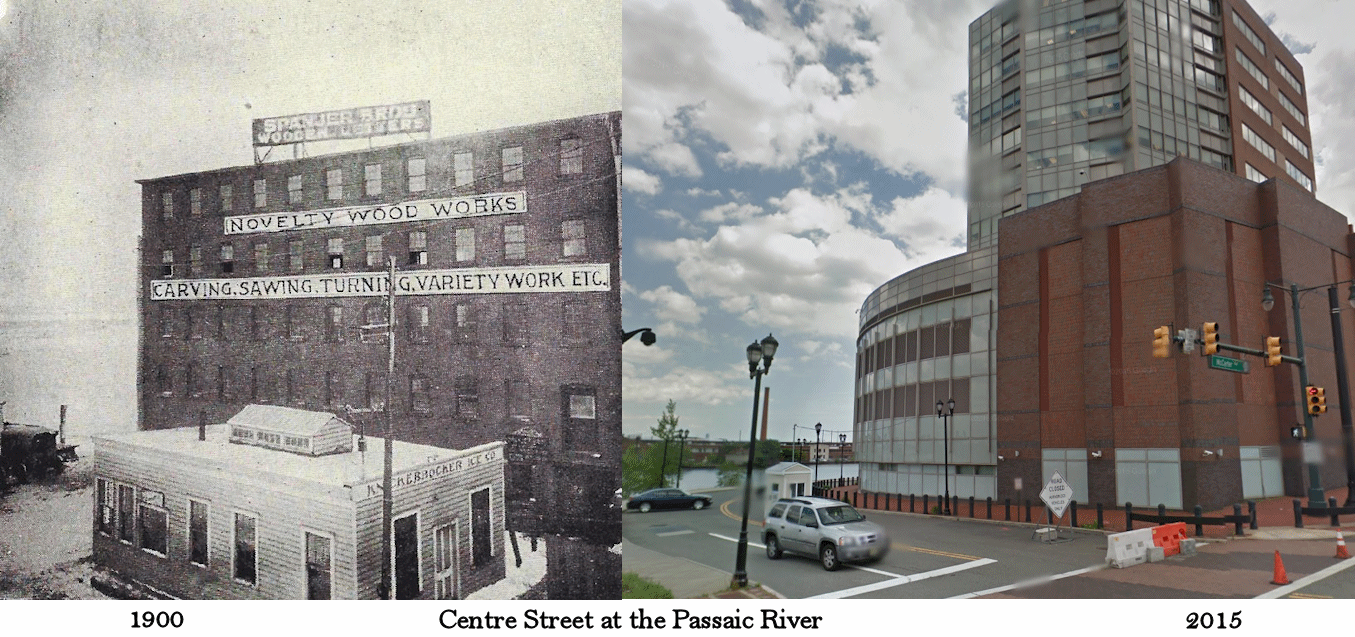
[623,490,1110,599]
[623,490,1355,599]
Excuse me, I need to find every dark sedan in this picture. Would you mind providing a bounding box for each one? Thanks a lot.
[626,488,712,513]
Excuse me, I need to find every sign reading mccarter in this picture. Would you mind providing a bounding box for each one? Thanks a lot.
[222,191,525,235]
[149,264,611,301]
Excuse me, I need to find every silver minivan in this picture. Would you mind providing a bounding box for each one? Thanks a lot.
[762,497,890,570]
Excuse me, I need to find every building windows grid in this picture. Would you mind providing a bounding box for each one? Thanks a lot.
[1245,163,1266,182]
[1231,11,1266,56]
[1282,126,1309,159]
[1241,123,1275,162]
[1285,160,1313,191]
[1234,49,1268,90]
[1238,86,1271,125]
[1275,58,1302,94]
[1277,90,1305,126]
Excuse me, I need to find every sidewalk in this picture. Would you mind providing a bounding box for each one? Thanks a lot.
[621,539,782,599]
[820,483,1355,538]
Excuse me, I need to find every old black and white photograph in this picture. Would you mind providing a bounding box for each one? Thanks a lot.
[0,0,621,601]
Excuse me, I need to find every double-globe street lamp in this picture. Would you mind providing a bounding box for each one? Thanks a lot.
[675,429,690,489]
[732,333,778,589]
[814,422,822,488]
[839,433,847,485]
[937,398,955,515]
[1263,282,1355,507]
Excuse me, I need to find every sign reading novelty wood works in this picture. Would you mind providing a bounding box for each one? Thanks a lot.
[223,191,525,235]
[148,263,611,301]
[252,101,430,146]
[356,447,499,501]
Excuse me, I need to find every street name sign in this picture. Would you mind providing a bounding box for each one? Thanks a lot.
[1039,471,1072,520]
[1208,355,1249,374]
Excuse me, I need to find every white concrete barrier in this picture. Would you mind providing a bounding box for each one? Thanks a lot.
[1106,528,1154,568]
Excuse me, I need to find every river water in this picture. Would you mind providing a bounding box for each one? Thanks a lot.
[673,463,860,492]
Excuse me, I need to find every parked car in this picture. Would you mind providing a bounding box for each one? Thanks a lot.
[1,422,78,486]
[762,497,889,570]
[626,488,713,513]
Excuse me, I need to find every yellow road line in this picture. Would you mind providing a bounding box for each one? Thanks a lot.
[1287,593,1331,599]
[719,497,978,560]
[894,544,981,561]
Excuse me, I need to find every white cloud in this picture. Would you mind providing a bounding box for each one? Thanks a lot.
[623,0,984,188]
[638,285,706,324]
[641,185,945,340]
[623,165,662,195]
[622,363,749,406]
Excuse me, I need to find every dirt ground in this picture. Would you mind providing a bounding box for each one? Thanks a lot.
[0,459,113,599]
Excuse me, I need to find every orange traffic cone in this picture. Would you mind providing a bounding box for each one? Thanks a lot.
[1337,532,1351,560]
[1271,550,1290,585]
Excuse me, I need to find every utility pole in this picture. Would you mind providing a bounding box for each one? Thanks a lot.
[381,256,396,600]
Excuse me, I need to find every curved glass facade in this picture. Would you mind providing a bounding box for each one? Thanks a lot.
[854,245,998,499]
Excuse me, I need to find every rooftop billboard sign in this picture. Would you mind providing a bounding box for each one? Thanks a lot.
[252,101,430,146]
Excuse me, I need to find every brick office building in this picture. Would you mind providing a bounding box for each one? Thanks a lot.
[136,111,621,597]
[998,158,1355,510]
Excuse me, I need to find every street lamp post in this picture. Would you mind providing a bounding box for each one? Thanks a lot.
[732,333,778,589]
[657,436,672,489]
[937,398,955,516]
[835,434,846,484]
[676,429,689,489]
[1265,283,1327,508]
[1328,287,1355,507]
[814,423,822,489]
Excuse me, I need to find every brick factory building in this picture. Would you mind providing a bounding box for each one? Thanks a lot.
[136,111,622,598]
[998,158,1355,510]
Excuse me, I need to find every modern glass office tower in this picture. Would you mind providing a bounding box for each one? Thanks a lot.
[855,0,1313,502]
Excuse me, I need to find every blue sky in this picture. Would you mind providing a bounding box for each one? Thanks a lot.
[619,0,1355,446]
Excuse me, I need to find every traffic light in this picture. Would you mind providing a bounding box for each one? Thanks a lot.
[1291,424,1306,440]
[1153,326,1172,358]
[1265,336,1282,367]
[1307,386,1327,416]
[1202,322,1218,355]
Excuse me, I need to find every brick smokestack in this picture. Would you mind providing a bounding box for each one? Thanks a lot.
[760,386,770,441]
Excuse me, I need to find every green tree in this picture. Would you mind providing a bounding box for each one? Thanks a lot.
[716,439,783,487]
[621,400,683,495]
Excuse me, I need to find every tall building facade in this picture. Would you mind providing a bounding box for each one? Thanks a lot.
[855,0,1314,503]
[137,111,622,598]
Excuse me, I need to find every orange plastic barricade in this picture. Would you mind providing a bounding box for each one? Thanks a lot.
[1151,522,1188,557]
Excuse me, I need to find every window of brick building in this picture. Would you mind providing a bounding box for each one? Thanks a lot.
[220,244,234,273]
[559,137,583,174]
[364,163,382,196]
[328,238,344,269]
[289,239,304,272]
[456,376,478,420]
[161,249,175,278]
[454,152,473,188]
[562,220,586,257]
[254,242,270,274]
[504,224,525,261]
[366,235,384,268]
[408,231,427,265]
[502,146,523,182]
[162,191,174,220]
[408,158,426,192]
[220,184,233,212]
[455,228,475,262]
[288,174,303,204]
[253,179,267,208]
[326,168,343,200]
[190,188,202,216]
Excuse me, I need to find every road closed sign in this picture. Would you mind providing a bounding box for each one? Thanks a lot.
[1040,471,1072,520]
